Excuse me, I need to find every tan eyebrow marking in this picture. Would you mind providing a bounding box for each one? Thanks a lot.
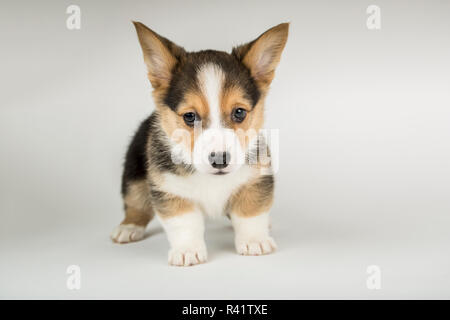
[177,90,209,120]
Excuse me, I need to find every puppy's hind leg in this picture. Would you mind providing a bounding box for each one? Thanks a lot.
[111,180,154,244]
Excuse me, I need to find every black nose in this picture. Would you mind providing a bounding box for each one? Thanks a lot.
[208,151,230,169]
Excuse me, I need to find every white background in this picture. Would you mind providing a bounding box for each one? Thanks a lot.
[1,0,449,298]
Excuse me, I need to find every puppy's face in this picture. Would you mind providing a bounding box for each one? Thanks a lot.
[134,22,288,175]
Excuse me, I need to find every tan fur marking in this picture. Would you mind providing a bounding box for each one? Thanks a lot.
[159,107,186,139]
[178,91,209,120]
[122,207,153,226]
[158,106,195,154]
[228,176,274,217]
[156,195,195,219]
[122,180,154,226]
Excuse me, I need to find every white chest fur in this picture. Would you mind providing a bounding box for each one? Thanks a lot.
[160,166,256,218]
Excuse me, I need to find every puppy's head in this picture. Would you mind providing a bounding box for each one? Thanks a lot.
[133,22,288,175]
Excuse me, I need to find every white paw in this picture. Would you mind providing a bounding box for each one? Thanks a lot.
[168,244,208,267]
[235,236,277,255]
[111,224,145,243]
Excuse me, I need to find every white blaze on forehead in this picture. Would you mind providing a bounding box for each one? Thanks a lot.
[197,63,225,128]
[193,63,245,174]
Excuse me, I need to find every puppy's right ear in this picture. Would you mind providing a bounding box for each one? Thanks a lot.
[133,21,185,89]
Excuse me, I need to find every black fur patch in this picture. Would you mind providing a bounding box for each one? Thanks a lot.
[163,50,260,111]
[121,116,151,195]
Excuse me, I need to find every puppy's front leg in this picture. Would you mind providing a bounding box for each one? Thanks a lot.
[229,175,276,255]
[231,212,276,255]
[157,209,207,266]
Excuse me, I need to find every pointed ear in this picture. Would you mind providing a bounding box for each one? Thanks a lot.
[133,21,186,89]
[232,23,289,90]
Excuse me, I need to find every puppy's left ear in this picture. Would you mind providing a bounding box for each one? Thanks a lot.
[233,23,289,90]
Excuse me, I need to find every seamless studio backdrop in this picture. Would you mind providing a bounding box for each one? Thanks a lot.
[1,0,449,299]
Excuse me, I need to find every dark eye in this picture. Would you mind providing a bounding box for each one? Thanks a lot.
[183,112,197,126]
[232,108,247,123]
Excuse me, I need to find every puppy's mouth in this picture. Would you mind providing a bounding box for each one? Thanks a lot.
[213,170,229,176]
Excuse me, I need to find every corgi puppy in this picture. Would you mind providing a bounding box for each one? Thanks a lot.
[111,21,289,266]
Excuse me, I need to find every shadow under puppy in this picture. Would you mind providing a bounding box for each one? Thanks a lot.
[111,21,289,266]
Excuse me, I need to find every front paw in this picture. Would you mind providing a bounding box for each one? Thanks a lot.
[168,244,207,266]
[235,236,277,255]
[111,224,145,243]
